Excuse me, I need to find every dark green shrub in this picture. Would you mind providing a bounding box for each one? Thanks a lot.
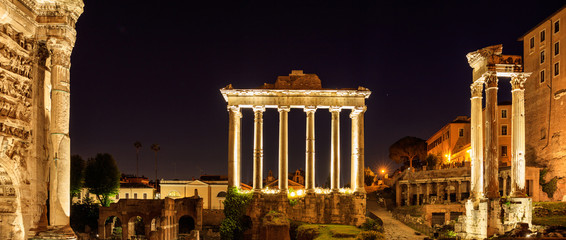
[220,187,252,240]
[70,197,99,233]
[356,230,384,240]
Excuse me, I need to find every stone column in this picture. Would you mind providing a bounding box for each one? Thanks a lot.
[416,184,421,205]
[330,106,341,191]
[436,182,442,203]
[510,73,529,198]
[470,81,485,203]
[253,106,265,191]
[305,106,317,192]
[406,184,411,206]
[227,106,242,188]
[425,182,431,204]
[350,107,366,193]
[278,106,290,191]
[47,41,73,226]
[484,72,500,199]
[502,176,507,197]
[457,180,462,202]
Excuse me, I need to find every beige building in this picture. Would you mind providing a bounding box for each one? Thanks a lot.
[520,6,566,197]
[427,104,512,167]
[159,179,227,210]
[74,183,156,204]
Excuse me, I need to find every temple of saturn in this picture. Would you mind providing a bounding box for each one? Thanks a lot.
[220,70,370,239]
[455,45,532,239]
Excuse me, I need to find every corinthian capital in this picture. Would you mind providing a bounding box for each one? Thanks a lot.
[510,73,531,90]
[483,72,498,88]
[470,81,484,98]
[46,39,73,68]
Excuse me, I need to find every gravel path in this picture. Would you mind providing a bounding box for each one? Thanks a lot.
[367,195,427,240]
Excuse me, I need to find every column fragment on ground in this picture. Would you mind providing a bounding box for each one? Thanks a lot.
[350,107,366,193]
[484,72,500,199]
[227,106,242,188]
[510,73,529,197]
[48,42,73,226]
[470,81,485,203]
[278,106,290,191]
[253,106,265,191]
[305,106,316,192]
[330,106,341,191]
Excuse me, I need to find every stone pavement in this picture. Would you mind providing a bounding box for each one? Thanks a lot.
[367,194,427,240]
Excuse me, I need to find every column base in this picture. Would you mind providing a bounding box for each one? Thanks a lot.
[456,199,488,239]
[501,197,532,233]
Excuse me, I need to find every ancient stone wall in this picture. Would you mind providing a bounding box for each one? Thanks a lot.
[0,0,83,238]
[245,193,366,240]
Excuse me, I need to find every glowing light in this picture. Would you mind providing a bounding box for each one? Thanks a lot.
[380,169,385,174]
[290,192,296,197]
[297,189,304,196]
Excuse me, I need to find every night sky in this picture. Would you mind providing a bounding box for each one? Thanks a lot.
[69,1,565,186]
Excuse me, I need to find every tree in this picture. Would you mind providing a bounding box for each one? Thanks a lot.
[84,153,121,207]
[71,155,86,199]
[134,141,142,177]
[425,153,440,170]
[389,136,426,170]
[151,144,160,185]
[364,167,376,186]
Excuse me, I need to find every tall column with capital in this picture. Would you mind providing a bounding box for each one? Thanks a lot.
[510,73,530,197]
[470,81,485,203]
[228,106,242,188]
[305,106,316,192]
[47,41,73,226]
[484,72,500,199]
[330,106,341,191]
[350,107,366,193]
[278,106,290,191]
[253,106,265,191]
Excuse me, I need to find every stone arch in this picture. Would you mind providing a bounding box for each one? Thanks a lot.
[0,160,24,240]
[103,216,122,239]
[127,215,146,239]
[178,215,195,235]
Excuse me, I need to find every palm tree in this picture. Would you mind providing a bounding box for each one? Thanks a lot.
[134,141,142,177]
[150,144,160,186]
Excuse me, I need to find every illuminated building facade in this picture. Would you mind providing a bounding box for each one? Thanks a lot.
[520,5,566,201]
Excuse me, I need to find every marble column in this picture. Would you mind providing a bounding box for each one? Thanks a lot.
[510,73,529,198]
[350,107,366,193]
[425,182,431,204]
[456,181,462,202]
[502,176,508,197]
[305,106,317,192]
[227,106,242,188]
[47,41,73,226]
[416,184,421,205]
[253,106,265,191]
[278,106,290,191]
[470,81,485,203]
[330,106,341,191]
[484,72,500,199]
[406,184,411,206]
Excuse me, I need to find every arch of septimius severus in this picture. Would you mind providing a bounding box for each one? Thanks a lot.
[221,70,370,239]
[0,0,83,239]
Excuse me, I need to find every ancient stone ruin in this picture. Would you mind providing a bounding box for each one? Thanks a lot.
[0,0,83,239]
[220,70,371,239]
[456,45,532,239]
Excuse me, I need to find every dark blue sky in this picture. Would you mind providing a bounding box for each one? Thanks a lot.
[69,0,564,185]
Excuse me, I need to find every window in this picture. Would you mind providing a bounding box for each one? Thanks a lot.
[143,193,148,199]
[125,193,129,199]
[555,20,560,34]
[501,109,507,118]
[501,125,508,136]
[555,62,560,76]
[134,193,138,199]
[458,128,464,137]
[530,37,535,49]
[116,193,119,199]
[501,146,508,157]
[555,42,560,56]
[540,70,545,83]
[541,50,545,63]
[541,30,546,42]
